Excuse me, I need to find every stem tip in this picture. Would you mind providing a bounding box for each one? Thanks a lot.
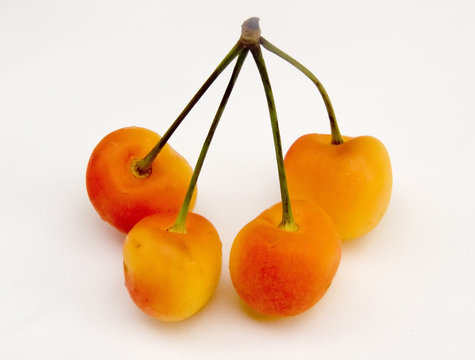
[241,17,261,45]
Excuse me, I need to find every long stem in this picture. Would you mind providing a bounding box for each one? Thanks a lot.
[169,49,249,233]
[250,44,298,232]
[131,42,244,178]
[259,37,344,145]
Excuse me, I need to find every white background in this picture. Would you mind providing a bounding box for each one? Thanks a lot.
[1,0,474,359]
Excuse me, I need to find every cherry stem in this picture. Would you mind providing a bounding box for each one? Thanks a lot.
[259,37,344,145]
[250,44,299,232]
[169,49,249,234]
[131,42,244,178]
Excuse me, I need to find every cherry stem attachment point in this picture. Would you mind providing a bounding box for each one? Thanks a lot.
[169,49,249,234]
[259,37,344,145]
[131,42,244,178]
[250,44,299,232]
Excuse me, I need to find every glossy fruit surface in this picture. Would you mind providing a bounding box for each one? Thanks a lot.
[285,134,392,240]
[123,212,222,321]
[229,200,341,317]
[86,127,196,233]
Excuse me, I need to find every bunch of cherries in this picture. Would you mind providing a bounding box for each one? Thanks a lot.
[86,18,392,321]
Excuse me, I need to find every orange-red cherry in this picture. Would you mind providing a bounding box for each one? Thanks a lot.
[229,200,341,317]
[86,127,196,233]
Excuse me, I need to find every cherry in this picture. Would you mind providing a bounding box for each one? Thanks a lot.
[86,126,195,233]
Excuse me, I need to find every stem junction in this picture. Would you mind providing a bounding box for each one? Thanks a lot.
[131,17,342,234]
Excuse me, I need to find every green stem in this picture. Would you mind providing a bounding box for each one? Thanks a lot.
[169,49,249,233]
[259,37,344,145]
[250,44,298,232]
[131,42,244,178]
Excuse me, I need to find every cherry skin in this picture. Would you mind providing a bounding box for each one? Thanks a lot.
[123,212,222,321]
[284,134,392,240]
[86,127,196,233]
[229,200,341,317]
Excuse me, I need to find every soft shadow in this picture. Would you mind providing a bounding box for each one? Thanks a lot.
[230,287,311,327]
[341,230,376,253]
